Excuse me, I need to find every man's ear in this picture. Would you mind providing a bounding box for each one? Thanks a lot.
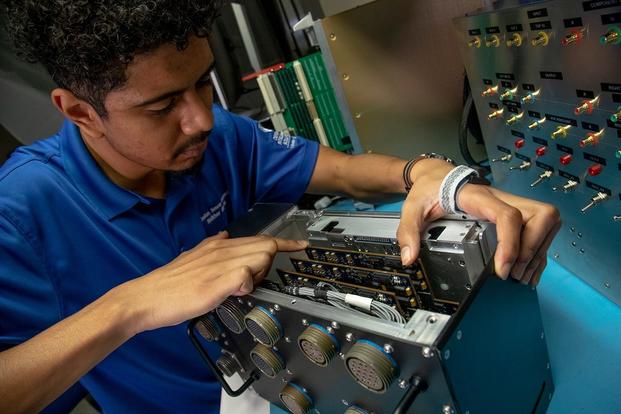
[50,88,105,138]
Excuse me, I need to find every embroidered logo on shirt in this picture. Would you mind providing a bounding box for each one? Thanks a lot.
[201,191,228,224]
[272,131,298,149]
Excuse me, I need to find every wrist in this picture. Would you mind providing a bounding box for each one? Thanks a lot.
[98,283,149,338]
[408,158,455,190]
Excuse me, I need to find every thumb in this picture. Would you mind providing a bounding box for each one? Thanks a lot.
[397,198,426,266]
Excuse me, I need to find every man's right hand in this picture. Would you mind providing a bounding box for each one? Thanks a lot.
[111,232,307,335]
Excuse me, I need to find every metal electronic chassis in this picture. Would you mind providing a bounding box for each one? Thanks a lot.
[188,204,553,414]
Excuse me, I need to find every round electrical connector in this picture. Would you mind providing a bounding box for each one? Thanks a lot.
[244,306,283,346]
[344,406,369,414]
[250,343,286,378]
[279,382,313,414]
[298,323,339,367]
[216,353,241,377]
[195,313,222,341]
[215,298,247,334]
[344,339,399,394]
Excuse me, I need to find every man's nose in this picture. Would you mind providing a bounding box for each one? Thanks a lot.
[179,91,213,136]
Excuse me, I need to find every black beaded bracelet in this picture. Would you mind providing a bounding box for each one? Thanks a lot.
[403,153,456,192]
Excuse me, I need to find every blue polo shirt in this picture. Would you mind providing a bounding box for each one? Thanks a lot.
[0,104,319,413]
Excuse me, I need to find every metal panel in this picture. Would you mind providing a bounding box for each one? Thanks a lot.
[315,0,485,160]
[454,0,621,305]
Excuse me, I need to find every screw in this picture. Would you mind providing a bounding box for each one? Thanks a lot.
[269,307,275,314]
[398,379,408,389]
[605,282,611,289]
[422,347,434,358]
[331,321,340,329]
[286,369,293,375]
[329,33,336,41]
[290,299,297,305]
[345,333,354,342]
[541,332,545,340]
[355,112,362,119]
[546,363,550,370]
[553,253,560,259]
[570,226,575,232]
[285,337,291,343]
[326,326,335,334]
[223,341,230,346]
[302,319,309,326]
[237,298,244,304]
[221,332,227,338]
[456,330,463,340]
[273,304,280,311]
[442,405,455,414]
[342,73,350,80]
[383,344,394,354]
[339,352,345,360]
[342,399,349,406]
[247,301,254,307]
[427,315,437,324]
[444,350,451,360]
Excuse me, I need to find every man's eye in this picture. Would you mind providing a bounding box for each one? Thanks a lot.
[197,75,212,88]
[149,98,177,116]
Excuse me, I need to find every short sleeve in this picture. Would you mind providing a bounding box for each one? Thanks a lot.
[0,210,61,349]
[225,110,320,205]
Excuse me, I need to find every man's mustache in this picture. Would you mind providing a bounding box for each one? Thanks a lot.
[173,130,211,158]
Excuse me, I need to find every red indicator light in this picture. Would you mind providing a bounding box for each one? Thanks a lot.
[535,146,547,156]
[587,164,603,176]
[560,154,573,165]
[514,138,525,149]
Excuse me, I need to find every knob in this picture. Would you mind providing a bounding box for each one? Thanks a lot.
[485,34,500,47]
[499,86,518,100]
[488,108,504,119]
[574,97,598,115]
[528,117,546,130]
[587,163,603,176]
[531,170,553,187]
[509,161,531,171]
[600,26,621,45]
[491,154,512,163]
[506,112,524,125]
[535,146,547,156]
[468,37,481,48]
[506,33,523,47]
[560,154,573,165]
[561,28,585,46]
[581,192,608,213]
[611,106,621,123]
[579,130,604,148]
[531,31,549,47]
[551,125,571,139]
[482,85,499,97]
[521,89,541,104]
[613,215,621,221]
[514,138,525,149]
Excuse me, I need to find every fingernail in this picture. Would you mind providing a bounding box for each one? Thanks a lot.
[498,263,511,280]
[401,246,412,265]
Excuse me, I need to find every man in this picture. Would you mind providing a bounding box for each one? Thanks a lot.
[0,1,560,413]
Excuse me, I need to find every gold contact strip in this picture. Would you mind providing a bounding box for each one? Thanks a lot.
[276,269,405,316]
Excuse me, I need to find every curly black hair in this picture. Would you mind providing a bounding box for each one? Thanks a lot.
[4,0,224,115]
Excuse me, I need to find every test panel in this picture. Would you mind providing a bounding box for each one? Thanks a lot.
[454,0,621,305]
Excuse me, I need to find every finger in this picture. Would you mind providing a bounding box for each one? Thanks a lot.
[210,251,275,281]
[216,265,255,298]
[458,186,522,279]
[510,207,560,280]
[520,255,542,285]
[529,256,548,286]
[209,234,307,252]
[396,197,426,266]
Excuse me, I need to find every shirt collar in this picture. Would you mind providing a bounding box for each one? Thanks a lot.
[60,119,156,220]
